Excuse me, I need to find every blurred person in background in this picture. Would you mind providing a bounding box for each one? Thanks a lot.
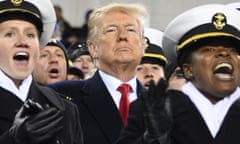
[67,66,85,80]
[52,5,76,47]
[136,37,167,89]
[33,38,69,85]
[77,9,94,42]
[68,41,96,79]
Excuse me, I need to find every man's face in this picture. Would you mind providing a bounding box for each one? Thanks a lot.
[33,45,67,85]
[73,55,95,76]
[88,11,145,73]
[136,63,165,89]
[0,20,39,83]
[183,41,240,103]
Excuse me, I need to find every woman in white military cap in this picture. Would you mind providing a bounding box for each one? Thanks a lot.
[116,4,240,144]
[0,0,83,144]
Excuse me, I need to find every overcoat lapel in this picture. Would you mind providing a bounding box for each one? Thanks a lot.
[81,72,123,143]
[28,81,65,111]
[0,87,22,122]
[171,93,214,144]
[215,98,240,144]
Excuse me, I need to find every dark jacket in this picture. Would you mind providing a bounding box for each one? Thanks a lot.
[50,70,144,144]
[0,81,83,144]
[116,90,240,144]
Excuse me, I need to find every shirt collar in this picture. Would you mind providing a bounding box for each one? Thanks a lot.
[99,70,137,92]
[0,70,32,102]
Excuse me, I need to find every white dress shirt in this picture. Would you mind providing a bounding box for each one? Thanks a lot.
[99,70,138,109]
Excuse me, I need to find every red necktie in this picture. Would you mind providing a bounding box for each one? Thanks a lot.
[117,83,131,126]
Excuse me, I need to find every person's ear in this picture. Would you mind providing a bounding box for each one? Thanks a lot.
[140,37,147,56]
[182,63,193,80]
[87,41,98,59]
[142,37,148,50]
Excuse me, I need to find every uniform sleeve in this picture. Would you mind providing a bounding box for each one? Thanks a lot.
[72,102,84,144]
[63,99,84,144]
[0,131,15,144]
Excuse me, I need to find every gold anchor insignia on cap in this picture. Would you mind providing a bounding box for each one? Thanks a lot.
[212,13,226,30]
[11,0,23,6]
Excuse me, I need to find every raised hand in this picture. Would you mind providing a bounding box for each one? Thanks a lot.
[10,99,63,144]
[142,79,172,144]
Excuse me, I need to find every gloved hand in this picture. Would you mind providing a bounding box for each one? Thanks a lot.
[142,79,172,144]
[9,99,63,144]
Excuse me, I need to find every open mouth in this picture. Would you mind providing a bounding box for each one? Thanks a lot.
[144,79,153,88]
[213,63,233,80]
[13,52,29,61]
[50,68,59,74]
[49,68,59,78]
[144,82,150,88]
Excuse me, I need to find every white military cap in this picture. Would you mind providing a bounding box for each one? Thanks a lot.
[227,2,240,10]
[144,27,167,65]
[162,4,240,64]
[0,0,56,47]
[144,27,163,48]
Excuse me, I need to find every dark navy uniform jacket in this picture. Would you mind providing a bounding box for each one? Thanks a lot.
[116,90,240,144]
[0,81,83,144]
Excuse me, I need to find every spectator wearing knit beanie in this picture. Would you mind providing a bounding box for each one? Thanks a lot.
[33,38,69,85]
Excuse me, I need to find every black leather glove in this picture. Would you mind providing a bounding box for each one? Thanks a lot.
[10,99,63,144]
[142,79,172,144]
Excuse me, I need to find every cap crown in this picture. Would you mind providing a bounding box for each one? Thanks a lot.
[162,4,240,63]
[0,0,56,47]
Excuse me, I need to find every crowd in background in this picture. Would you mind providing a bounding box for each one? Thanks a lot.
[1,0,240,144]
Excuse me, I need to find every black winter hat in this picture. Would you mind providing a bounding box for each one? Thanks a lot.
[45,38,69,72]
[67,41,90,62]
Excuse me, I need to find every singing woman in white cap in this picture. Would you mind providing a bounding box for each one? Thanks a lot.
[117,3,240,144]
[0,0,83,144]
